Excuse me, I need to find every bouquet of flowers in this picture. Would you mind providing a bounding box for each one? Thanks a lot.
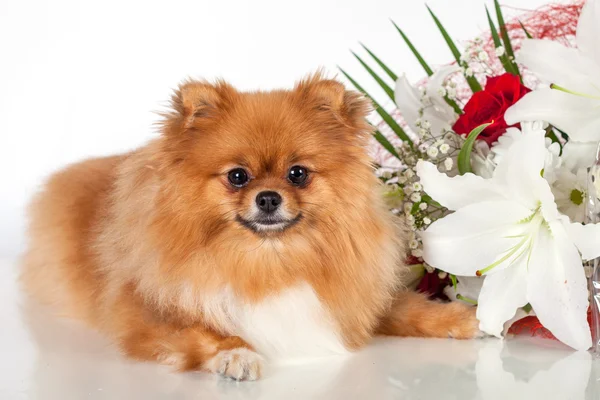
[343,0,600,351]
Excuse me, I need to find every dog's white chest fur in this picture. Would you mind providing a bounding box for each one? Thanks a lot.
[200,283,348,361]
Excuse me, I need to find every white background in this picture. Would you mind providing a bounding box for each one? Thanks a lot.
[0,0,556,258]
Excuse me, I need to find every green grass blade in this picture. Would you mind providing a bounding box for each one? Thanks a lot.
[486,6,517,75]
[338,67,413,145]
[374,130,401,159]
[494,0,515,59]
[519,21,533,39]
[426,6,461,63]
[486,7,502,47]
[360,43,397,81]
[457,122,492,174]
[426,6,482,92]
[391,20,433,76]
[352,52,395,102]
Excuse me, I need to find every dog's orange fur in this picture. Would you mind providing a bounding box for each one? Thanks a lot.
[21,74,479,381]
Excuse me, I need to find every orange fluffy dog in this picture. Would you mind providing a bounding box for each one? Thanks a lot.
[22,74,479,381]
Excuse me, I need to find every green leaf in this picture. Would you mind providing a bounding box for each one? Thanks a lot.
[555,127,570,142]
[494,0,516,60]
[391,20,433,76]
[360,43,397,81]
[373,130,401,159]
[426,6,482,93]
[391,20,462,114]
[338,67,413,145]
[450,274,457,290]
[486,7,502,48]
[352,51,395,102]
[519,21,533,39]
[523,303,533,313]
[485,6,518,75]
[457,122,492,175]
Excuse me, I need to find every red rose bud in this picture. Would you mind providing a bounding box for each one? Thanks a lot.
[452,73,531,146]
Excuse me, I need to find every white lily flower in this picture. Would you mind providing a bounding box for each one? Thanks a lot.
[416,130,600,351]
[504,0,600,163]
[394,65,460,138]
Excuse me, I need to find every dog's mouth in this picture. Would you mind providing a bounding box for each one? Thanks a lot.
[235,213,303,234]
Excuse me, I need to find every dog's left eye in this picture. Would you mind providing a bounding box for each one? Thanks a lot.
[228,168,250,187]
[288,165,308,185]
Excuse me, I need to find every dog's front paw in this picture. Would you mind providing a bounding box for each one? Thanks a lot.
[205,348,264,381]
[447,304,485,340]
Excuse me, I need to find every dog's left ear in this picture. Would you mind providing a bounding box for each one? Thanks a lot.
[295,75,373,130]
[165,79,238,131]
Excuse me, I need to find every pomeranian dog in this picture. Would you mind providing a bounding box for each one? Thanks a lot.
[22,74,480,381]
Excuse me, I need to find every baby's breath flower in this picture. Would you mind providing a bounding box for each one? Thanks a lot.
[406,214,415,224]
[423,217,432,225]
[439,143,450,154]
[404,202,413,214]
[444,157,454,171]
[404,169,415,178]
[409,239,419,249]
[427,146,439,158]
[379,170,393,179]
[410,192,422,202]
[422,120,431,130]
[404,186,414,195]
[437,87,447,97]
[478,51,489,61]
[438,271,448,279]
[465,67,474,77]
[398,175,408,184]
[412,249,423,258]
[418,143,429,153]
[419,202,428,211]
[495,46,506,57]
[412,182,423,192]
[446,86,457,99]
[418,128,428,137]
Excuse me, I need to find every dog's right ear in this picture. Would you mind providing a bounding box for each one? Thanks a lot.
[164,79,237,130]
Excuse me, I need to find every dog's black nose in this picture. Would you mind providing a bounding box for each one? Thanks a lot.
[256,191,282,214]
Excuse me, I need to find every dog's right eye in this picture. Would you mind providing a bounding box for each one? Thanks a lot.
[227,168,250,188]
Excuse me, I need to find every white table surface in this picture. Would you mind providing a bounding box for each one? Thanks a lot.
[2,257,598,400]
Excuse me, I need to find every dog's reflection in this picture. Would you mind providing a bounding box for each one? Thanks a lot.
[21,299,597,400]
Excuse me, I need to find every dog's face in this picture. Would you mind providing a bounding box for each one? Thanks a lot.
[157,75,376,247]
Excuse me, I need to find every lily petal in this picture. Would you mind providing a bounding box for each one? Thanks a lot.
[427,65,461,92]
[527,221,592,351]
[492,130,547,210]
[505,89,600,143]
[576,0,600,69]
[562,141,599,172]
[416,160,505,210]
[477,264,528,338]
[394,74,422,133]
[566,222,600,261]
[516,40,600,94]
[421,200,531,276]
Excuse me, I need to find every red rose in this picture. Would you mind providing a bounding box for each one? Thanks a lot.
[452,73,531,145]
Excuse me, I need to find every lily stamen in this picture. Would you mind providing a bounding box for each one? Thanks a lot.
[550,83,600,100]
